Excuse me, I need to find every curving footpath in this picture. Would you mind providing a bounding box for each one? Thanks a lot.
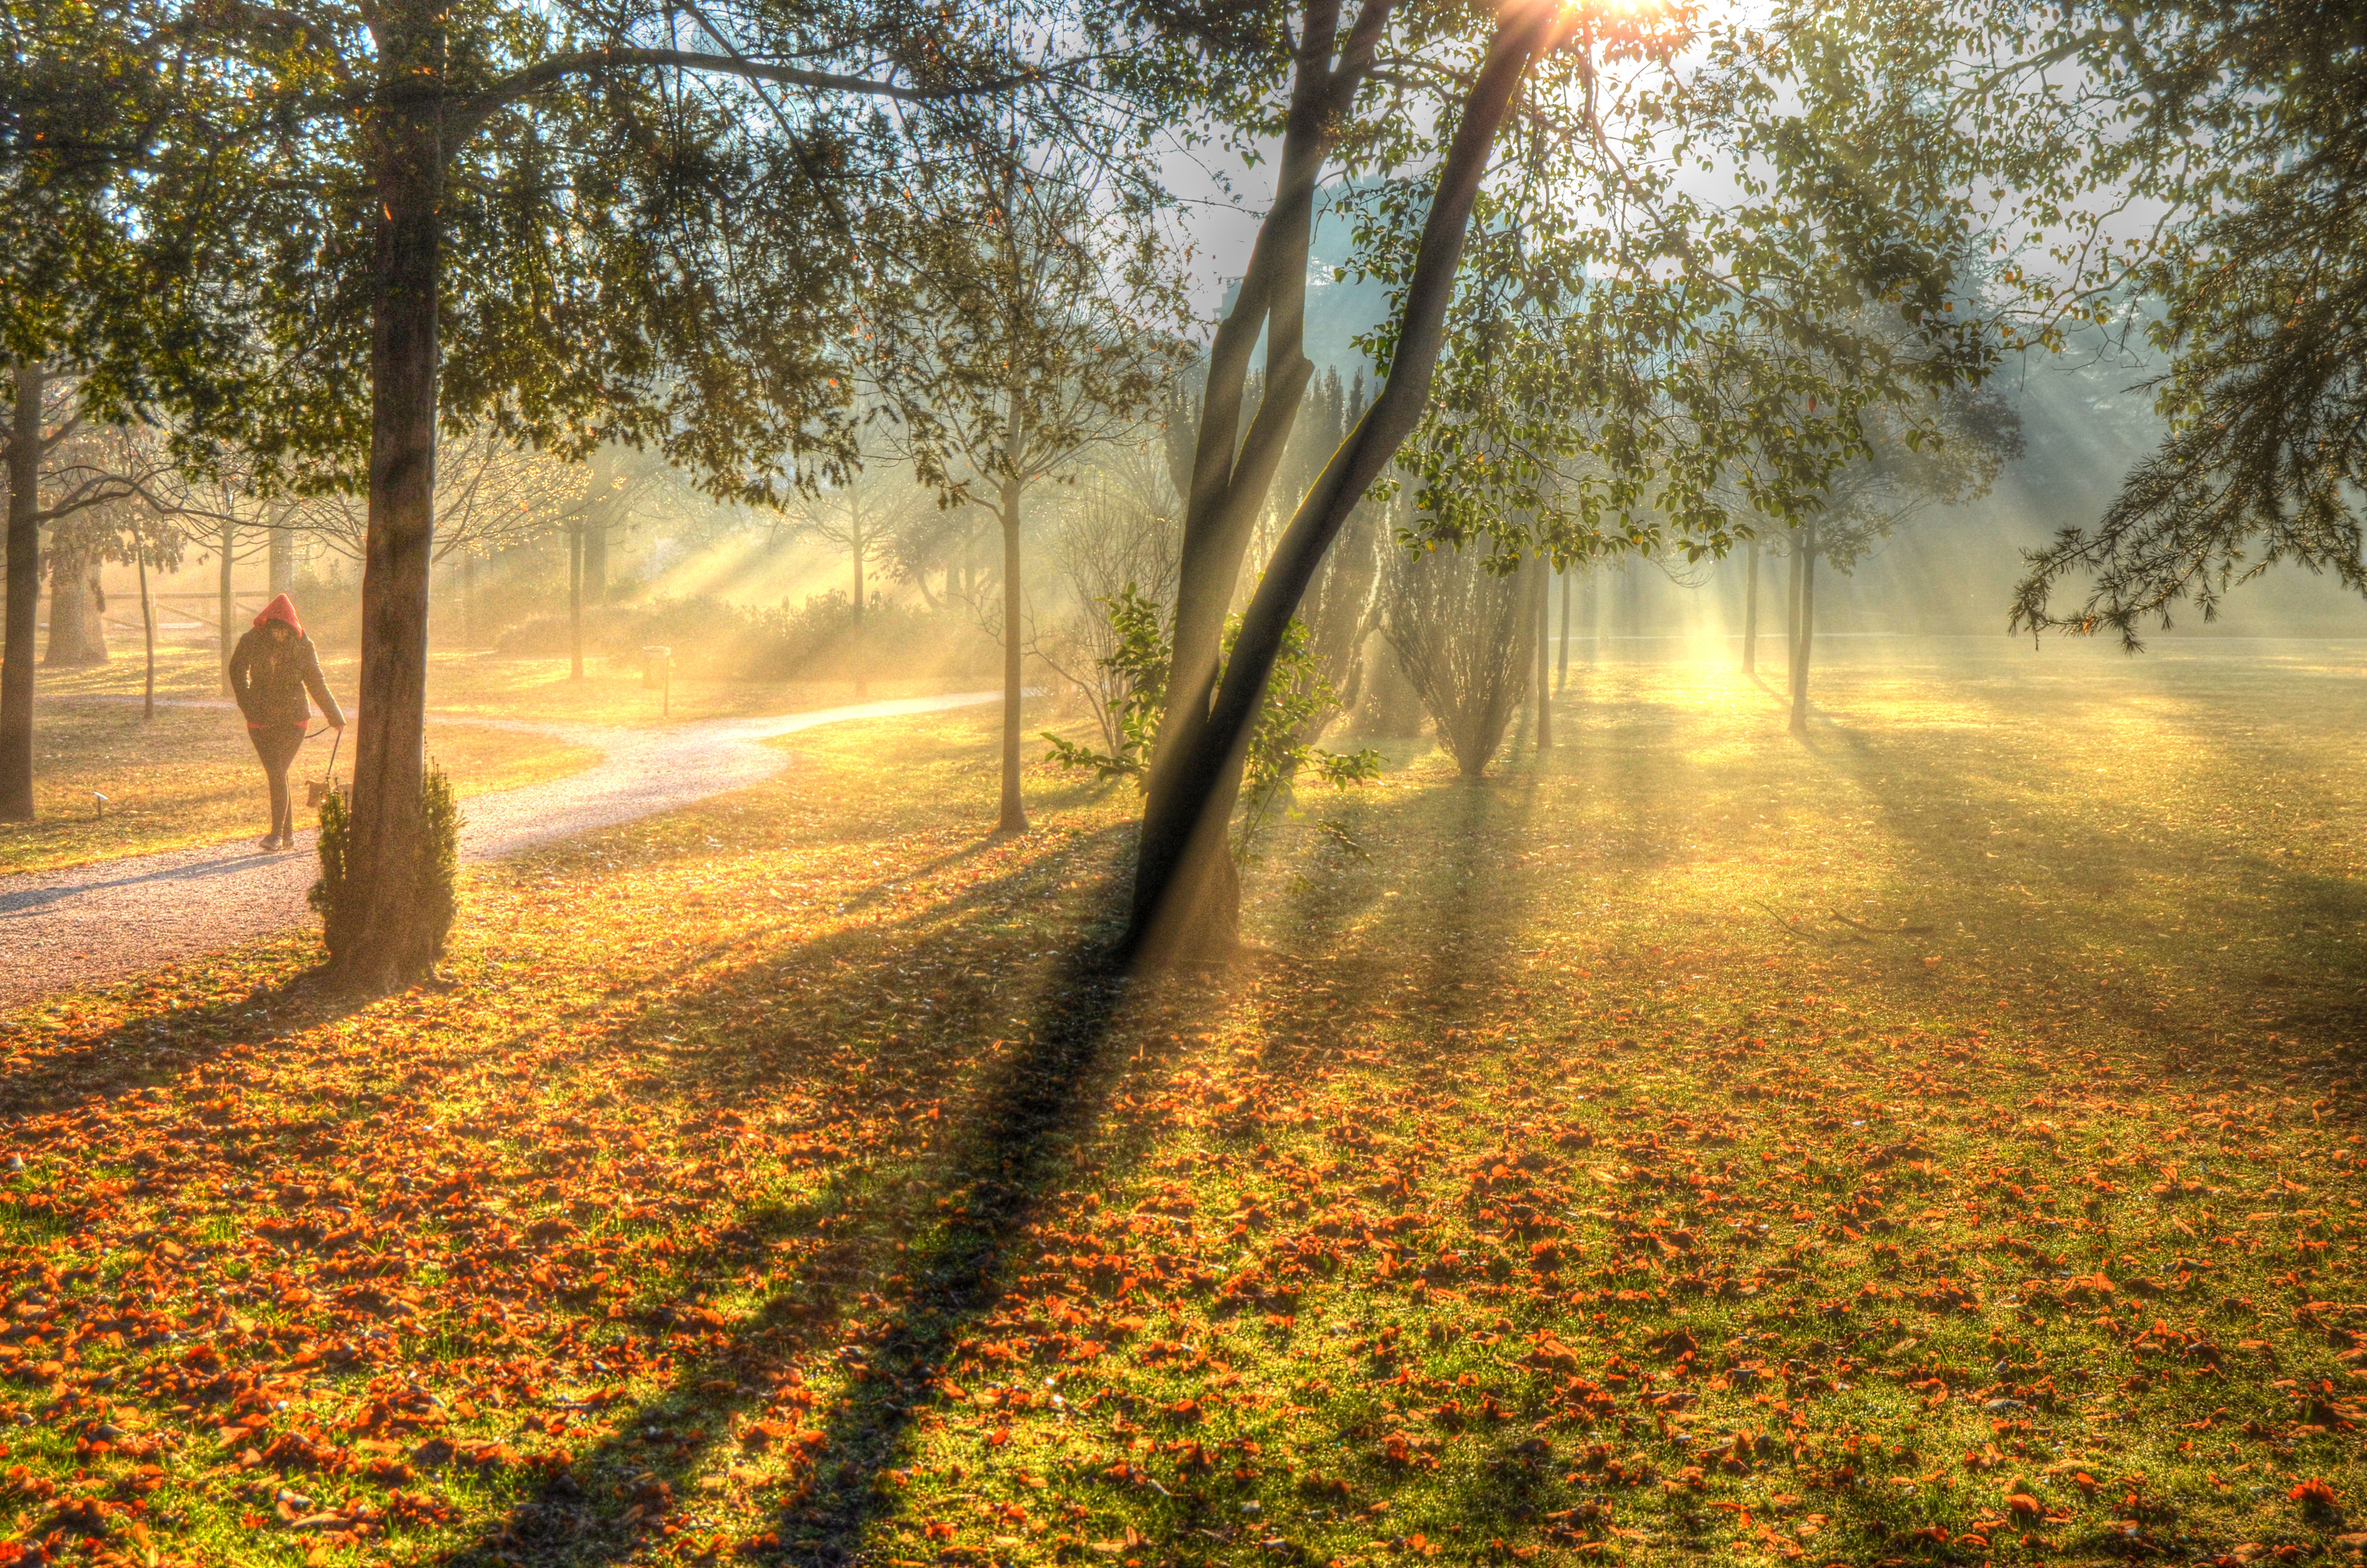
[0,690,1001,1014]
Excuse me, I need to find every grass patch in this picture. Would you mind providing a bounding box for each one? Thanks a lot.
[0,641,2363,1568]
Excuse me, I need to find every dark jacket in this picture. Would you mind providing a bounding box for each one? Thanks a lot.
[228,625,344,731]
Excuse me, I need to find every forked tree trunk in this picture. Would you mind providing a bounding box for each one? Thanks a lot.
[997,478,1027,835]
[1142,0,1384,847]
[333,47,445,989]
[1742,538,1760,673]
[0,359,41,821]
[1126,6,1556,962]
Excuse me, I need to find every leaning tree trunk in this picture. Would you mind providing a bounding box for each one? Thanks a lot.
[1126,5,1555,963]
[333,51,445,990]
[1742,538,1760,674]
[1142,0,1380,851]
[1789,522,1816,736]
[0,359,42,821]
[996,477,1027,835]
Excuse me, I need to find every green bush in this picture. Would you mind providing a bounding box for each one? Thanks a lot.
[310,764,460,973]
[1044,590,1380,855]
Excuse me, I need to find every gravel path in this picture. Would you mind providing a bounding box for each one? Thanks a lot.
[0,690,1001,1013]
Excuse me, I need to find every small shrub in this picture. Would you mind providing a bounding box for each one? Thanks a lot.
[310,765,460,973]
[1044,594,1378,855]
[1380,545,1532,776]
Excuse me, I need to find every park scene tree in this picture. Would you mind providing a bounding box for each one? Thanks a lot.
[4,0,2367,1563]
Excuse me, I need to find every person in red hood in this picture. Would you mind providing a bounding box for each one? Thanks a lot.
[227,594,345,851]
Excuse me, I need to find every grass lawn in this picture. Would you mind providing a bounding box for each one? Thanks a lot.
[3,639,2365,1568]
[36,644,987,731]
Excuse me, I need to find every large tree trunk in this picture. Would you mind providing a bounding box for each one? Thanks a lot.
[269,520,294,595]
[1126,6,1553,963]
[1142,0,1382,844]
[1742,538,1760,674]
[333,45,445,989]
[1789,523,1816,736]
[0,359,41,821]
[997,478,1027,835]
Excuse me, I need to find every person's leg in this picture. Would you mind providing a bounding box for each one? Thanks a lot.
[271,728,304,843]
[251,727,299,846]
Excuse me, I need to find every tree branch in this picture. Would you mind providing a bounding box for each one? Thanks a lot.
[453,47,1066,140]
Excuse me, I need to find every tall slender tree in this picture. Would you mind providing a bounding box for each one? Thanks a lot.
[877,137,1186,834]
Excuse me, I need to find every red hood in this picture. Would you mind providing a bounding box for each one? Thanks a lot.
[252,593,303,634]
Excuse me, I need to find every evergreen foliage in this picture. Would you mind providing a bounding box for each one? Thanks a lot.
[311,764,458,974]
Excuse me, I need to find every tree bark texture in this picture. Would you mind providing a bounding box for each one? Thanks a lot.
[998,480,1027,835]
[1,360,42,821]
[334,38,445,988]
[1126,6,1554,963]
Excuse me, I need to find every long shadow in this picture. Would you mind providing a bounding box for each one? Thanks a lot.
[0,844,294,914]
[0,963,369,1121]
[423,847,1177,1566]
[1802,689,2367,1064]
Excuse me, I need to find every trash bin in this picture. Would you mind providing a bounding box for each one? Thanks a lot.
[640,646,673,689]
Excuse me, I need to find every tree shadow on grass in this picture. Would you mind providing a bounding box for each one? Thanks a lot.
[427,853,1198,1567]
[0,958,370,1122]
